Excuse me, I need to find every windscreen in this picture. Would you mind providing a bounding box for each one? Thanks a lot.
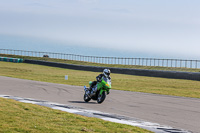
[102,77,111,85]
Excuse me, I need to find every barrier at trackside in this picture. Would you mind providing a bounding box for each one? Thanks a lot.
[1,48,200,69]
[24,59,200,81]
[0,57,23,63]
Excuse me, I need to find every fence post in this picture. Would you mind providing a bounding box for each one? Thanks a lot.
[112,57,113,64]
[145,58,147,66]
[185,60,187,68]
[141,58,143,66]
[124,58,126,65]
[150,58,152,66]
[166,59,168,67]
[196,60,198,69]
[175,59,177,68]
[171,60,173,67]
[180,60,182,68]
[135,58,136,65]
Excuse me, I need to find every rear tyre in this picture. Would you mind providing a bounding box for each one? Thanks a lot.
[84,93,91,102]
[97,91,106,104]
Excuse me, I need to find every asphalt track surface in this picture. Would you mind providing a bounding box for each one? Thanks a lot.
[0,76,199,133]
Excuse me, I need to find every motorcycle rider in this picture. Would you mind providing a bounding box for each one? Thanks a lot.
[89,69,111,94]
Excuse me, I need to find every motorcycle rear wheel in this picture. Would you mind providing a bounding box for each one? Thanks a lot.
[97,91,106,104]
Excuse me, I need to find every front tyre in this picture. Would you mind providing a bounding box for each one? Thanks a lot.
[97,91,106,104]
[84,93,91,102]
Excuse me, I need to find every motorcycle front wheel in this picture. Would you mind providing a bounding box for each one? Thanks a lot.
[84,93,91,102]
[97,91,106,104]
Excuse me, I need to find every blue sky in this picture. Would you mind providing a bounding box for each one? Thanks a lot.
[0,0,200,59]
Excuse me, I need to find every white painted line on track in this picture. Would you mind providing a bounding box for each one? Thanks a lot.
[52,107,83,114]
[0,95,192,133]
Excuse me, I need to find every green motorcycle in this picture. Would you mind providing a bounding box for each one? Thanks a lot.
[84,76,111,104]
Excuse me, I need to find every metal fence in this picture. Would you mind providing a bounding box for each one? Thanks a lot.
[1,49,200,69]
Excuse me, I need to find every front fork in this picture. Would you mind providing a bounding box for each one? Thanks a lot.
[84,86,90,96]
[84,86,87,91]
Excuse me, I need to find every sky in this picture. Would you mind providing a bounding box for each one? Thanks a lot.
[0,0,200,59]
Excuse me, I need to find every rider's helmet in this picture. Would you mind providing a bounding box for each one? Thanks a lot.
[103,69,111,78]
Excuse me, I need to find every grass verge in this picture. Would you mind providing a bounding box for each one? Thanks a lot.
[1,54,200,72]
[1,61,200,98]
[0,98,152,133]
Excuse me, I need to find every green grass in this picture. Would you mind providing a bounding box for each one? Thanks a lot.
[0,98,152,133]
[1,61,200,98]
[1,54,200,72]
